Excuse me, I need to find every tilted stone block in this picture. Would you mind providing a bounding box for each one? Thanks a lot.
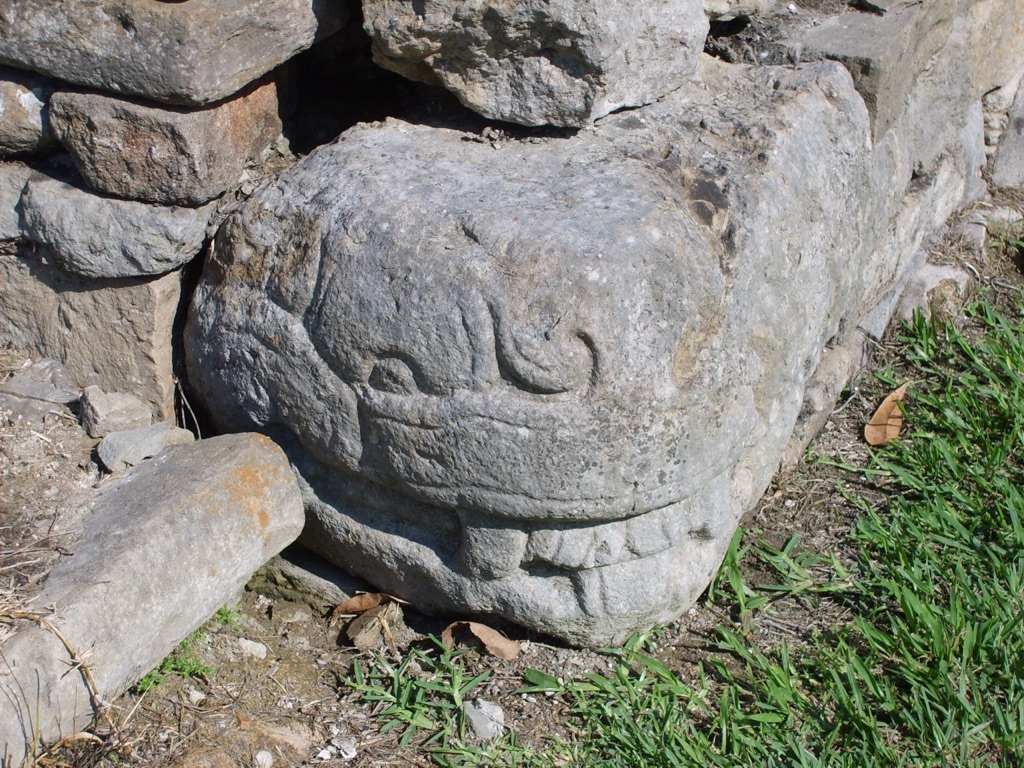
[0,160,33,241]
[0,0,348,106]
[791,0,956,138]
[362,0,709,127]
[0,434,304,762]
[991,79,1024,189]
[49,78,282,206]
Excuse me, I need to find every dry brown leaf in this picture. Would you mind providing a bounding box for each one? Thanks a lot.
[441,621,522,661]
[328,592,408,627]
[864,383,910,446]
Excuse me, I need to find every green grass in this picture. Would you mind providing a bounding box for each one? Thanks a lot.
[352,299,1024,767]
[346,636,492,747]
[133,604,246,692]
[134,631,214,693]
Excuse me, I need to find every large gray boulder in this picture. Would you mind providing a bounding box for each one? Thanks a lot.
[0,0,347,106]
[362,0,709,127]
[186,46,973,644]
[0,433,304,764]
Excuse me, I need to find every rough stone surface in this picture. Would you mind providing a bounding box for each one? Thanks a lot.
[0,0,348,106]
[362,0,709,127]
[964,0,1024,98]
[792,0,955,138]
[80,385,153,438]
[186,50,973,644]
[0,433,305,763]
[991,79,1024,189]
[895,262,971,324]
[0,160,33,241]
[21,175,215,278]
[0,242,179,419]
[50,79,282,206]
[703,0,776,21]
[0,359,80,426]
[0,65,55,156]
[97,420,195,472]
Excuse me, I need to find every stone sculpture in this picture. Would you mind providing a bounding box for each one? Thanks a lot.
[185,55,976,644]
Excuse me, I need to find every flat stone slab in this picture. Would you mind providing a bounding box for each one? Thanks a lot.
[0,0,348,106]
[0,242,180,419]
[363,0,708,127]
[50,78,282,205]
[0,358,80,425]
[21,175,216,278]
[0,433,304,763]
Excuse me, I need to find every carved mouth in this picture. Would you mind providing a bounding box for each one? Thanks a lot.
[354,385,728,522]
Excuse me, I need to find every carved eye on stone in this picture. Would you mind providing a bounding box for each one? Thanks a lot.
[368,356,419,394]
[494,320,597,395]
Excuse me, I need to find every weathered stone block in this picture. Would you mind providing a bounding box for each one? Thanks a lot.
[97,421,196,472]
[21,176,215,278]
[362,0,709,127]
[964,0,1024,98]
[0,433,304,762]
[0,243,179,419]
[793,0,955,138]
[49,79,282,205]
[0,65,55,156]
[80,385,153,438]
[0,0,348,106]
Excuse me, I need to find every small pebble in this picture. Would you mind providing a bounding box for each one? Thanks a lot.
[238,637,268,659]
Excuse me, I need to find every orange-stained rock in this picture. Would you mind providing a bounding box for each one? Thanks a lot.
[0,433,304,763]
